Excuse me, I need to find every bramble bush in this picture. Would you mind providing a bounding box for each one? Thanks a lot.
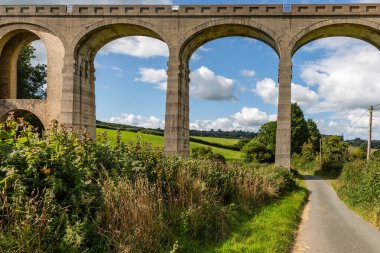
[0,115,295,252]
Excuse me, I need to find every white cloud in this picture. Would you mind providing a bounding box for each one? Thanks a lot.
[301,37,363,52]
[99,36,168,58]
[253,78,278,105]
[240,69,256,78]
[190,118,236,131]
[190,53,202,61]
[111,66,123,72]
[291,83,319,106]
[135,68,167,90]
[190,107,276,131]
[191,46,211,61]
[106,113,164,129]
[328,121,338,128]
[198,46,212,52]
[111,66,123,78]
[314,107,380,140]
[94,61,106,69]
[233,107,277,126]
[105,106,276,132]
[253,78,323,108]
[190,66,236,101]
[300,37,380,112]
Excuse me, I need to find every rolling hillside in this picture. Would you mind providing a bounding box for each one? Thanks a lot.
[96,128,242,160]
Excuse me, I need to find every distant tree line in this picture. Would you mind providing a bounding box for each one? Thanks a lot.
[346,137,380,149]
[189,129,256,139]
[97,120,257,140]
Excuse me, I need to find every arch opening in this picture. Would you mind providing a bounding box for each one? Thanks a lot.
[187,36,279,161]
[74,23,169,139]
[181,23,280,65]
[291,35,380,166]
[291,23,380,56]
[0,30,48,100]
[0,109,45,133]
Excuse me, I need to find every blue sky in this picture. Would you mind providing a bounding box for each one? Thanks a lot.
[23,0,380,139]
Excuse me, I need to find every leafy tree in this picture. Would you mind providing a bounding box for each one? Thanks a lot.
[241,121,276,163]
[256,121,277,154]
[191,146,226,163]
[241,103,322,163]
[371,149,380,160]
[301,141,316,162]
[306,118,321,152]
[353,143,367,160]
[241,138,274,163]
[321,136,350,172]
[17,44,47,99]
[191,146,213,159]
[291,103,309,154]
[234,138,251,150]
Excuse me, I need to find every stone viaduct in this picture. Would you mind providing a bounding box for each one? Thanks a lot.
[1,3,380,168]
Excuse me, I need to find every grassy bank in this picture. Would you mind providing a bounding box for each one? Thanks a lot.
[96,128,242,160]
[199,186,308,252]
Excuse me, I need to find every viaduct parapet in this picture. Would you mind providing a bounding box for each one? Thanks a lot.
[1,3,380,168]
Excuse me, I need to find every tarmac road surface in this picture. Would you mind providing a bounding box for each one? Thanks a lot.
[293,175,380,253]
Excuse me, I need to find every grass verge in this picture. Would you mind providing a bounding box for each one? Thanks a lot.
[196,186,308,253]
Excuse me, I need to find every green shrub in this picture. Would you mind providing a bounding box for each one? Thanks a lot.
[191,146,226,163]
[338,160,380,228]
[321,136,349,173]
[291,153,320,173]
[241,138,274,163]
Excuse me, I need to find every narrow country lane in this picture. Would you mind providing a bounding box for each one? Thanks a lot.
[293,175,380,253]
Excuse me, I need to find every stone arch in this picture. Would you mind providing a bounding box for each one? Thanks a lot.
[0,99,47,127]
[72,18,169,59]
[180,18,281,64]
[0,23,65,118]
[0,21,69,51]
[0,109,45,132]
[70,19,170,139]
[290,19,380,56]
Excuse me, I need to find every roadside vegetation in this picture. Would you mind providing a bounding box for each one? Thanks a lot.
[0,116,301,252]
[338,160,380,229]
[287,122,380,230]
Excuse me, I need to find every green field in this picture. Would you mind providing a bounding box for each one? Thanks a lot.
[97,128,242,160]
[191,136,240,146]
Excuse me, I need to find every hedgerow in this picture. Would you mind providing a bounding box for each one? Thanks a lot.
[338,160,380,228]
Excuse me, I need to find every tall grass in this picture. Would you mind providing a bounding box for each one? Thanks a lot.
[0,182,65,252]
